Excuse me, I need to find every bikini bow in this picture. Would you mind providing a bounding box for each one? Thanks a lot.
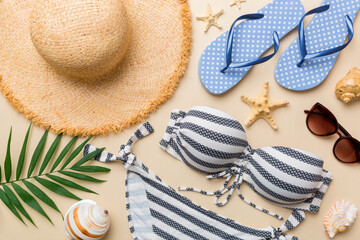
[119,144,137,169]
[85,143,136,169]
[85,122,154,170]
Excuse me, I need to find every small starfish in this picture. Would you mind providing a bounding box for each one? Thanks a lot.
[196,4,224,33]
[241,82,289,130]
[230,0,247,9]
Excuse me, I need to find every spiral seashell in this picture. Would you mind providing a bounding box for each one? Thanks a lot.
[335,67,360,103]
[324,200,358,238]
[64,200,110,240]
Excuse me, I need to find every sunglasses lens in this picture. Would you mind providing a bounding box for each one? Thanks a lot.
[334,138,358,163]
[307,111,337,136]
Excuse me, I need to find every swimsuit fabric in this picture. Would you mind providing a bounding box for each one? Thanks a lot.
[84,122,303,240]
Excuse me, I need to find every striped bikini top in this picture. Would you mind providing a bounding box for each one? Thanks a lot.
[160,106,333,220]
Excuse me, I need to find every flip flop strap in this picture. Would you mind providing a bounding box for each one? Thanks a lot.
[220,13,280,73]
[297,4,354,67]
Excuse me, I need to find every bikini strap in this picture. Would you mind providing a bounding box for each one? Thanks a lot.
[236,183,284,220]
[272,210,305,240]
[83,122,154,169]
[178,149,285,220]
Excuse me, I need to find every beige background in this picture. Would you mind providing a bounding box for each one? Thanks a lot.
[0,0,360,239]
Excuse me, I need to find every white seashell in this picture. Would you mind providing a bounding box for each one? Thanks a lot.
[324,200,358,238]
[64,200,110,240]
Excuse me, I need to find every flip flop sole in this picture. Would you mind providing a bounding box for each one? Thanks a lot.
[198,0,304,95]
[275,0,360,91]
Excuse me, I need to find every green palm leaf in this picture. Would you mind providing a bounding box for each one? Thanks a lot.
[0,188,25,224]
[72,148,105,168]
[50,137,77,172]
[46,175,97,194]
[39,134,62,175]
[5,128,12,182]
[59,171,105,183]
[11,182,53,225]
[2,185,35,226]
[16,124,31,180]
[0,124,108,226]
[22,180,61,214]
[27,130,48,178]
[35,177,81,201]
[71,166,111,173]
[61,137,92,170]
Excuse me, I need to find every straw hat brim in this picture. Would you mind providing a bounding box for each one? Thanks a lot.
[0,0,191,136]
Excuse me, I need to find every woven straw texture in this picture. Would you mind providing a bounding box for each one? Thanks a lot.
[0,0,191,136]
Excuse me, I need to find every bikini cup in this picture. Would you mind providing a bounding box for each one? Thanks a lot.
[160,106,333,219]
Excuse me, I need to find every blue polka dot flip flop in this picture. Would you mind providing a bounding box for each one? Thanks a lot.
[198,0,305,95]
[275,0,360,91]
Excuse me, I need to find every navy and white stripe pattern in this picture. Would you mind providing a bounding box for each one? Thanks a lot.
[160,106,333,218]
[84,122,303,240]
[85,122,154,168]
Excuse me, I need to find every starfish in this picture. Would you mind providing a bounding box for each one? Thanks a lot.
[230,0,247,9]
[196,4,224,33]
[241,82,289,130]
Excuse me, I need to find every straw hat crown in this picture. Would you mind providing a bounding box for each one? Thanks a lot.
[30,0,130,79]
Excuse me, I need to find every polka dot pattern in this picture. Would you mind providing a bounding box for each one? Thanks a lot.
[275,0,360,91]
[198,0,305,95]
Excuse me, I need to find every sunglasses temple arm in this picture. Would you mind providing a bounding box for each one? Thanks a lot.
[339,124,352,137]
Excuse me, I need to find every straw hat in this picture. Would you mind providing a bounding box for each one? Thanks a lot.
[0,0,191,136]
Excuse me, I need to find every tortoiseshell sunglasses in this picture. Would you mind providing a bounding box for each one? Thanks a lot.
[305,102,360,163]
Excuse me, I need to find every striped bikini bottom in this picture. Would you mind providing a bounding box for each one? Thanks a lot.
[84,123,304,240]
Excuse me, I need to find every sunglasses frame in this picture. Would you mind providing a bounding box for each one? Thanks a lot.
[305,102,360,163]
